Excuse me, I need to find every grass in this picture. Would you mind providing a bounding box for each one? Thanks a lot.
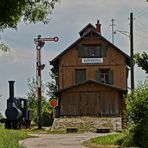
[0,123,30,148]
[83,134,124,148]
[90,134,120,145]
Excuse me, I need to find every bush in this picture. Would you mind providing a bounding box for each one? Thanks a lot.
[42,112,53,127]
[115,129,136,147]
[123,80,148,148]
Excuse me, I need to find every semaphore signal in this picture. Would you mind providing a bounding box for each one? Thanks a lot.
[34,35,59,129]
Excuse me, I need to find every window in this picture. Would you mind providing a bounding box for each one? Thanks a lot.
[83,45,101,58]
[20,100,25,109]
[101,72,108,83]
[75,69,86,84]
[77,44,108,58]
[96,69,113,85]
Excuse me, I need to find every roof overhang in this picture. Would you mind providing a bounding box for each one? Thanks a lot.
[55,80,127,96]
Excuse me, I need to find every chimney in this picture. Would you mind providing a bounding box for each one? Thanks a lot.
[96,20,101,34]
[9,81,15,103]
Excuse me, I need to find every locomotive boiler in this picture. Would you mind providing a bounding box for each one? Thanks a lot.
[3,81,31,129]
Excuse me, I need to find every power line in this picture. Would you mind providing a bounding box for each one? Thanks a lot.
[135,20,148,31]
[104,24,111,36]
[136,11,148,18]
[135,7,148,17]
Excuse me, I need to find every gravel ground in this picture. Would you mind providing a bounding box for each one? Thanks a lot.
[19,132,111,148]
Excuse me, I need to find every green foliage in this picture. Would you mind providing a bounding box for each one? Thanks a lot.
[26,77,37,123]
[115,129,136,147]
[26,77,53,126]
[134,52,148,73]
[0,128,29,148]
[90,134,120,145]
[0,113,4,119]
[123,79,148,148]
[42,112,53,126]
[46,71,57,98]
[126,80,148,124]
[0,42,10,52]
[0,0,60,30]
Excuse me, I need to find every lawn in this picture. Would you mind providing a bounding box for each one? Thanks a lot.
[0,123,29,148]
[83,134,124,148]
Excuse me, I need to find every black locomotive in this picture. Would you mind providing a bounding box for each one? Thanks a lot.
[2,81,31,129]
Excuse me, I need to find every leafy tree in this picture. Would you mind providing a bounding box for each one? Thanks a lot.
[134,52,148,73]
[0,42,10,52]
[0,0,60,30]
[46,71,57,98]
[121,80,148,148]
[0,113,3,119]
[26,77,53,126]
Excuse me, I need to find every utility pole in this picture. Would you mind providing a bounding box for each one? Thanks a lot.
[111,19,116,44]
[34,35,59,129]
[130,12,134,90]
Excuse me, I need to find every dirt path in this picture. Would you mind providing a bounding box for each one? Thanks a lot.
[20,133,110,148]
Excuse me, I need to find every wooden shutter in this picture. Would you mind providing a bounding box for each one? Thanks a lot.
[77,45,83,57]
[101,44,108,57]
[126,67,129,79]
[95,46,101,57]
[96,69,101,82]
[108,70,113,85]
[75,69,86,84]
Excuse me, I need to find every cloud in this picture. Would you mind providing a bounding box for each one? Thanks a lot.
[0,0,148,114]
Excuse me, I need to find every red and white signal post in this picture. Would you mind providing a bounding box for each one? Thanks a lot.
[34,35,59,129]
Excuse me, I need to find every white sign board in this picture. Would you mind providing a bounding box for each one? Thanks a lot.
[82,58,103,64]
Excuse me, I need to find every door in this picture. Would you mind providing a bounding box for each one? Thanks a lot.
[80,92,99,116]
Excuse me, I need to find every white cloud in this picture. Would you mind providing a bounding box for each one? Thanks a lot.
[0,0,148,114]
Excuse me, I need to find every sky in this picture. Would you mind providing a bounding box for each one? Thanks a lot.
[0,0,148,114]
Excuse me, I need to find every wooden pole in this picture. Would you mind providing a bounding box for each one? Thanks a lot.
[130,12,134,90]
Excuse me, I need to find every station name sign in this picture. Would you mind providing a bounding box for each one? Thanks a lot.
[82,58,103,64]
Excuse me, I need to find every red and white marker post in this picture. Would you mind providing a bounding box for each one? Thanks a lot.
[34,35,59,129]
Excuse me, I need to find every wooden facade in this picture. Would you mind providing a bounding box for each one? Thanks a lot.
[50,21,130,118]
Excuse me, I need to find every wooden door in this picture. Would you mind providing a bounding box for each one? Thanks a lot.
[80,92,100,116]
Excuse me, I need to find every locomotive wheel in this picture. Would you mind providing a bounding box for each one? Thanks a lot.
[5,120,11,129]
[12,121,17,129]
[12,120,21,129]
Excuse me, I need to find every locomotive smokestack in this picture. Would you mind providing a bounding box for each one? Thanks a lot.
[9,81,15,103]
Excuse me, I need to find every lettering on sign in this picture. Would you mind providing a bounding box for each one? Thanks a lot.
[82,58,103,64]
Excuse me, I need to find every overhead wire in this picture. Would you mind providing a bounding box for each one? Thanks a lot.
[104,24,111,36]
[135,7,148,17]
[135,21,148,35]
[132,7,148,51]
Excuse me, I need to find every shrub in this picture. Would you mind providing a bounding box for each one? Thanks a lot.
[123,80,148,148]
[42,112,53,126]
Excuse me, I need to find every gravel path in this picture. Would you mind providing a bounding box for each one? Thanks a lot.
[19,133,110,148]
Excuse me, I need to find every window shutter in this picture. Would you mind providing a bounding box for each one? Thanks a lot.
[108,70,113,85]
[77,45,83,57]
[126,67,129,79]
[96,69,101,82]
[75,69,86,84]
[101,45,108,57]
[95,46,101,57]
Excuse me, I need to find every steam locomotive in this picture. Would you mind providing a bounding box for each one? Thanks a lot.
[1,81,31,129]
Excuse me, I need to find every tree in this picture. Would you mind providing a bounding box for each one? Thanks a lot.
[0,0,60,30]
[46,71,57,98]
[121,80,148,148]
[0,42,10,52]
[134,52,148,73]
[26,77,53,126]
[0,113,3,119]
